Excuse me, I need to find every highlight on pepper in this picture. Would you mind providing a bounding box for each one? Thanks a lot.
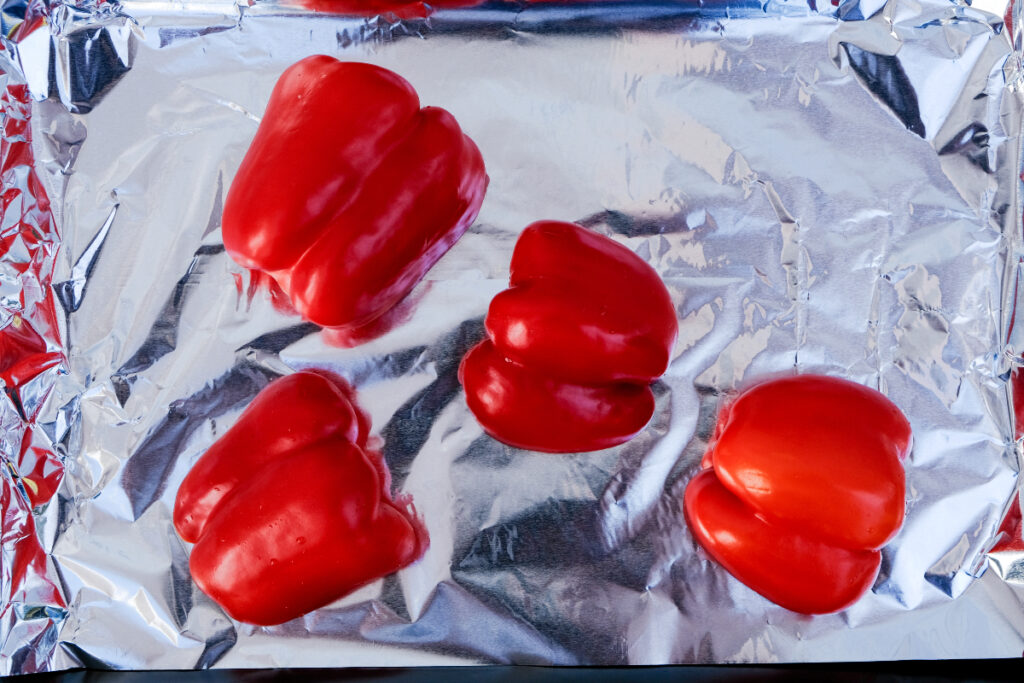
[222,55,488,334]
[173,371,427,626]
[684,374,912,614]
[459,220,678,453]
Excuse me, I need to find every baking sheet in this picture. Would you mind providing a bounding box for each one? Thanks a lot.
[2,0,1024,671]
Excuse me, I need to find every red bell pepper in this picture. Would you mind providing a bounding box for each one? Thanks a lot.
[684,375,911,614]
[173,371,426,626]
[292,0,615,17]
[222,55,487,332]
[295,0,483,18]
[459,220,677,452]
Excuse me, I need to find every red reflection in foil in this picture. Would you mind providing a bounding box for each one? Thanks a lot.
[993,499,1024,554]
[1,17,69,645]
[0,317,62,391]
[234,267,296,314]
[7,0,48,43]
[993,366,1024,553]
[1,475,66,610]
[17,428,64,509]
[244,269,299,317]
[1014,366,1024,440]
[2,80,66,488]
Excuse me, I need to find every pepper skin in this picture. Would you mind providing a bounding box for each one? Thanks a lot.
[174,371,425,626]
[222,55,487,332]
[684,375,911,614]
[293,1,615,17]
[459,220,677,452]
[296,0,482,17]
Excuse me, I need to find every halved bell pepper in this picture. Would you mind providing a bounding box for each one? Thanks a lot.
[174,371,426,626]
[459,220,678,452]
[684,375,912,614]
[222,55,488,332]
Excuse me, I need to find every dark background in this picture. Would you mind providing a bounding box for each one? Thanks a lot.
[5,662,1024,683]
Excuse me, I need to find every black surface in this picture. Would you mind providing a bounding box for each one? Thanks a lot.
[6,662,1024,683]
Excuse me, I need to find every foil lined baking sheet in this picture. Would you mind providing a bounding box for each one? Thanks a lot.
[3,0,1024,672]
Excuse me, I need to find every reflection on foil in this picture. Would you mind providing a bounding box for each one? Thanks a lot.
[1,2,70,674]
[841,43,926,137]
[51,6,138,114]
[53,201,119,315]
[2,0,1024,673]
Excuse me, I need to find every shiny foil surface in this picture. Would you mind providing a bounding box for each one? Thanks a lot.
[3,0,1024,672]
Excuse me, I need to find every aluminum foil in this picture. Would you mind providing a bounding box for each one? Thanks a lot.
[3,0,1024,672]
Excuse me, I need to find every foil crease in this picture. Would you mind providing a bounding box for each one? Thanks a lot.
[3,0,1024,672]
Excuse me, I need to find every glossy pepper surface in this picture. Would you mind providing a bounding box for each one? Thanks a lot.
[684,375,912,614]
[222,55,487,331]
[459,220,677,452]
[174,371,425,626]
[296,0,482,17]
[293,0,614,16]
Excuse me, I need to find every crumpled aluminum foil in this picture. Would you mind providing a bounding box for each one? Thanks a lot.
[3,0,1024,673]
